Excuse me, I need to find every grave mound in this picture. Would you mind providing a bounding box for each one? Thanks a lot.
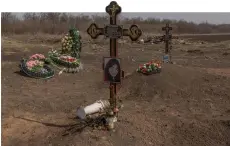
[118,64,210,102]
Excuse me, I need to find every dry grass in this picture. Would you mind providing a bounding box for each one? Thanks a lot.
[1,61,16,67]
[1,35,60,53]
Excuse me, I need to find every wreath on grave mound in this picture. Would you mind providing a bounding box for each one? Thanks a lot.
[136,60,162,75]
[48,28,83,73]
[19,54,55,79]
[48,50,82,73]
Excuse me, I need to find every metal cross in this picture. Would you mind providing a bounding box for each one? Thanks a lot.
[87,1,142,116]
[162,23,172,54]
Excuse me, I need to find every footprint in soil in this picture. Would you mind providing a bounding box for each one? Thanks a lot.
[222,120,230,128]
[222,52,229,56]
[187,49,204,54]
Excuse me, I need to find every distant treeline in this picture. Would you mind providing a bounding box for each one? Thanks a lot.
[2,12,230,34]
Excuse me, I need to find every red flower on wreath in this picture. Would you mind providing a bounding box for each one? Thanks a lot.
[142,68,147,73]
[67,58,75,62]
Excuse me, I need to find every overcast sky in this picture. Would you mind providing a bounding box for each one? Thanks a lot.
[14,12,230,25]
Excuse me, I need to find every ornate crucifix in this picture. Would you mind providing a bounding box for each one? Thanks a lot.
[87,1,142,116]
[162,23,173,63]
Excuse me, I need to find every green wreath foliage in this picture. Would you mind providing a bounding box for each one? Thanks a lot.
[48,50,81,69]
[61,28,82,59]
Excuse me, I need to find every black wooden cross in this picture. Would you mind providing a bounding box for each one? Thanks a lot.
[87,1,142,116]
[162,23,172,54]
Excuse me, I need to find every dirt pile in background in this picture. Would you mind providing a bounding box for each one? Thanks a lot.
[172,39,207,45]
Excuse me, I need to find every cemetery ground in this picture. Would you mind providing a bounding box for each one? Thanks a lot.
[2,33,230,146]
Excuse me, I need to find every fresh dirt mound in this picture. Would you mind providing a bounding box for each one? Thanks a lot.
[116,64,230,146]
[118,64,206,101]
[119,63,230,102]
[118,64,230,117]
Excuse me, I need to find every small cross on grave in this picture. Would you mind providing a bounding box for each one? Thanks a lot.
[87,1,142,118]
[162,23,173,63]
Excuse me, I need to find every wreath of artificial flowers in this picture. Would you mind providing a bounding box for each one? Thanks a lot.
[136,60,162,75]
[49,28,83,73]
[19,54,54,79]
[48,50,83,73]
[61,28,82,58]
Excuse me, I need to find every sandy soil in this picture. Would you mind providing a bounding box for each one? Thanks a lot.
[1,33,230,146]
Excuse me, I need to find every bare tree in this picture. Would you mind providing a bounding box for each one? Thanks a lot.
[60,13,69,23]
[46,13,61,33]
[23,13,38,21]
[1,12,18,33]
[1,12,16,23]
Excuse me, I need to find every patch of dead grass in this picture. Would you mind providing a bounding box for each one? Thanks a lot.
[1,61,17,67]
[3,51,17,55]
[1,36,55,53]
[5,33,63,44]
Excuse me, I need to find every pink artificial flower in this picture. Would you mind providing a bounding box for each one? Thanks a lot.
[113,108,119,113]
[29,54,45,60]
[26,60,43,70]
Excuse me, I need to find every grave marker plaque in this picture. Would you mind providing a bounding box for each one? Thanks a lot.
[104,25,123,39]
